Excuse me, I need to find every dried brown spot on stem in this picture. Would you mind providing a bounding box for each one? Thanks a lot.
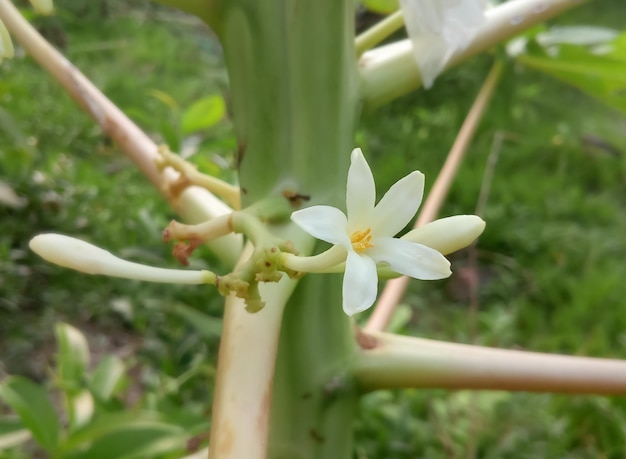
[172,238,203,266]
[282,189,311,208]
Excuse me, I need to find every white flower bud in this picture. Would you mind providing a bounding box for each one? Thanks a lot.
[402,215,486,255]
[30,234,214,285]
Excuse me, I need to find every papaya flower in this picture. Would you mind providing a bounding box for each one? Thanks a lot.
[291,148,453,316]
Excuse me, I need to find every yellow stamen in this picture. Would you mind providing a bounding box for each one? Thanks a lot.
[350,228,374,252]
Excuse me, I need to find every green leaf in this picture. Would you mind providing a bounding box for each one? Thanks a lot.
[515,31,626,114]
[63,412,161,450]
[63,413,187,459]
[0,376,59,452]
[55,323,90,393]
[181,95,225,135]
[0,417,31,451]
[361,0,398,15]
[172,303,222,339]
[89,355,126,402]
[68,423,187,459]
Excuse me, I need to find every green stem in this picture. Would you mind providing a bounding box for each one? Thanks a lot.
[355,331,626,394]
[280,246,347,273]
[355,10,404,56]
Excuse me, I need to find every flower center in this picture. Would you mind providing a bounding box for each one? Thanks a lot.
[350,228,374,253]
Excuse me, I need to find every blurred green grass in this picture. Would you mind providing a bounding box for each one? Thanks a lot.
[1,1,626,457]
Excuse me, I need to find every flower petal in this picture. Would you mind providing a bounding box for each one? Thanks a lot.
[371,171,424,237]
[291,205,350,247]
[346,148,376,231]
[342,251,379,316]
[399,0,486,87]
[368,237,451,280]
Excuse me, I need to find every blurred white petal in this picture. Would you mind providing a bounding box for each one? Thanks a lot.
[400,0,486,87]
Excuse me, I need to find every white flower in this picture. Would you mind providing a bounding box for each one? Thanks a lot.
[400,0,486,88]
[291,148,451,316]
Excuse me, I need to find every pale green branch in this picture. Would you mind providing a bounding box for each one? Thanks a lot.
[359,0,590,109]
[209,223,317,459]
[355,331,626,394]
[210,270,297,459]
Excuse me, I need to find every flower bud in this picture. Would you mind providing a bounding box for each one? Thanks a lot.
[402,215,485,254]
[30,233,214,285]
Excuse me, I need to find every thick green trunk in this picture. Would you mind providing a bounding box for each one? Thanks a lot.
[270,273,357,458]
[216,0,358,207]
[213,1,360,457]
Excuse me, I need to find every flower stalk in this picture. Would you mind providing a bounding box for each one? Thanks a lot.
[355,10,404,56]
[157,145,241,210]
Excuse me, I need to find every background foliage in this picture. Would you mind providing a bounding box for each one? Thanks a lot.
[1,0,625,457]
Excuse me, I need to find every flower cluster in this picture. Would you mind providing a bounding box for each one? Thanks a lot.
[30,147,484,317]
